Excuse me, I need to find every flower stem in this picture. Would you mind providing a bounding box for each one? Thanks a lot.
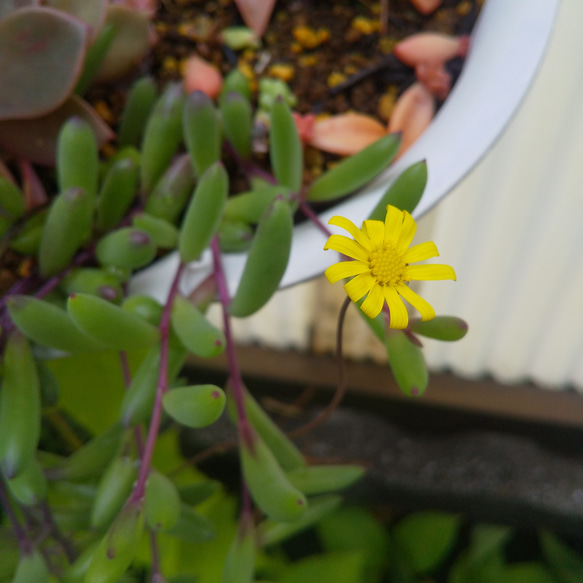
[130,263,184,503]
[288,296,350,439]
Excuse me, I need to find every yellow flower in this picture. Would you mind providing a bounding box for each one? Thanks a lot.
[324,205,456,328]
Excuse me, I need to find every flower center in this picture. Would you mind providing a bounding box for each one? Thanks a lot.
[369,244,405,286]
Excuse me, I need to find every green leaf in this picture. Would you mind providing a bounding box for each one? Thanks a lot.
[393,512,461,575]
[270,97,303,192]
[539,530,583,583]
[368,160,427,220]
[409,316,468,342]
[501,563,556,583]
[118,77,158,148]
[280,551,366,583]
[221,91,253,159]
[306,133,400,202]
[318,505,390,583]
[385,330,428,397]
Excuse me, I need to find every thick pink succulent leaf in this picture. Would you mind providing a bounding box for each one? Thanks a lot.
[309,113,386,156]
[110,0,157,18]
[387,82,435,158]
[0,0,38,21]
[394,33,468,68]
[0,7,88,121]
[0,95,114,166]
[409,0,443,15]
[94,5,153,82]
[233,0,277,37]
[19,160,48,210]
[415,61,451,100]
[292,112,316,145]
[183,55,223,99]
[44,0,108,43]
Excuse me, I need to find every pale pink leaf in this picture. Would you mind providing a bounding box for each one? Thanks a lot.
[394,33,467,67]
[183,54,223,99]
[309,113,386,156]
[233,0,277,37]
[387,82,435,157]
[409,0,443,15]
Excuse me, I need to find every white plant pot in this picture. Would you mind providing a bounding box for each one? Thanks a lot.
[130,0,561,303]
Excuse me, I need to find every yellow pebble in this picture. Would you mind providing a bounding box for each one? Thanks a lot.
[292,25,330,49]
[456,1,472,15]
[299,55,317,67]
[377,88,397,121]
[290,41,303,54]
[94,100,114,124]
[238,62,257,92]
[268,63,295,82]
[351,16,379,35]
[163,56,179,74]
[327,72,347,88]
[379,36,398,54]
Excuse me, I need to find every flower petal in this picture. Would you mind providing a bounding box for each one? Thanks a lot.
[325,260,370,284]
[328,216,373,251]
[402,264,457,281]
[362,220,385,247]
[396,284,435,321]
[384,205,404,243]
[344,272,376,303]
[324,234,369,262]
[402,241,439,264]
[383,286,409,329]
[396,211,416,252]
[360,283,385,318]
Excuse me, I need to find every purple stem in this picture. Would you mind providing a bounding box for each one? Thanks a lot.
[130,263,185,503]
[0,478,32,554]
[39,500,77,563]
[298,199,333,238]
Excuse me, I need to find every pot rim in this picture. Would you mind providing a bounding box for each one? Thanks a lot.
[130,0,561,302]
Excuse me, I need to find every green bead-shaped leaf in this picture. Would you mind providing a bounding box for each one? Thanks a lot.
[141,82,184,194]
[132,213,178,249]
[68,292,160,351]
[221,91,252,159]
[171,295,226,358]
[162,385,226,428]
[166,504,216,543]
[368,160,427,220]
[183,91,221,178]
[118,77,158,148]
[229,199,293,317]
[0,332,41,478]
[61,268,124,303]
[96,157,139,231]
[240,423,307,523]
[306,133,400,202]
[385,330,428,397]
[219,219,253,253]
[222,516,255,583]
[96,227,157,270]
[259,495,341,548]
[122,294,163,326]
[7,295,105,353]
[145,471,181,532]
[57,116,99,201]
[0,7,87,121]
[145,153,195,224]
[85,502,144,583]
[10,211,46,255]
[45,423,123,482]
[270,97,303,192]
[409,316,468,342]
[11,550,49,583]
[220,69,252,102]
[179,162,228,263]
[224,185,285,224]
[238,387,304,471]
[6,457,47,506]
[286,465,365,495]
[91,455,137,532]
[38,187,93,277]
[121,342,187,427]
[0,176,25,219]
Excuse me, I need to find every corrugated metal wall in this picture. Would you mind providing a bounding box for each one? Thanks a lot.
[213,0,583,391]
